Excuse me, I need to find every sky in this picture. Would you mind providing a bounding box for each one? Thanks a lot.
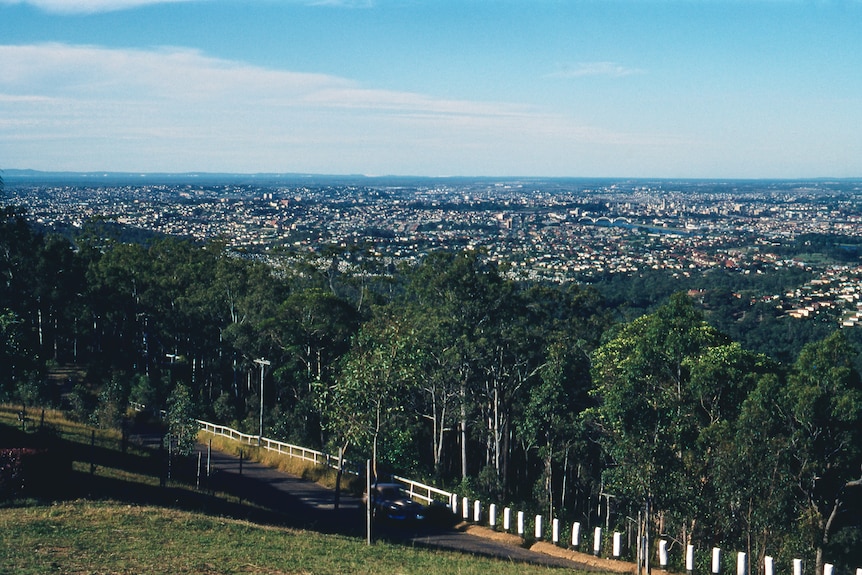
[1,0,861,178]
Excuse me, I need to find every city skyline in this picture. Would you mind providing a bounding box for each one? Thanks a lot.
[2,0,861,179]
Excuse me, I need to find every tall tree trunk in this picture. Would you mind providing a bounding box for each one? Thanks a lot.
[817,496,842,575]
[334,442,348,510]
[545,447,554,520]
[372,399,382,482]
[494,382,500,476]
[460,380,468,482]
[37,304,43,348]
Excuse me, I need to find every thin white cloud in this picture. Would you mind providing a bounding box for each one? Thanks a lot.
[0,43,538,117]
[307,0,373,6]
[0,0,372,13]
[0,0,193,14]
[0,43,669,174]
[548,61,646,79]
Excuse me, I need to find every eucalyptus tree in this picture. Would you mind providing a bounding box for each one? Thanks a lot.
[33,233,87,364]
[586,293,734,542]
[84,240,152,372]
[217,254,285,418]
[400,250,511,483]
[141,238,209,363]
[0,207,41,400]
[1,207,40,323]
[261,287,359,446]
[726,371,798,571]
[523,336,592,519]
[0,309,30,401]
[685,342,780,554]
[165,382,199,457]
[405,302,464,479]
[519,283,609,512]
[324,311,422,480]
[475,297,544,498]
[781,331,862,574]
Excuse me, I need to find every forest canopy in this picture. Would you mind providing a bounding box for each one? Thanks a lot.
[1,207,860,572]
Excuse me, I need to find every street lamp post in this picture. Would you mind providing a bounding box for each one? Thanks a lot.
[254,358,271,446]
[165,353,180,394]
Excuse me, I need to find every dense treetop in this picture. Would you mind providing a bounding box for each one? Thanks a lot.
[1,207,860,571]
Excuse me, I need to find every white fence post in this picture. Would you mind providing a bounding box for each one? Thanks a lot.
[517,511,525,536]
[572,522,581,548]
[823,565,834,575]
[593,527,602,556]
[462,496,469,520]
[473,500,482,523]
[552,518,560,544]
[660,540,668,568]
[489,503,497,528]
[535,515,543,539]
[712,548,721,574]
[613,531,622,557]
[737,552,747,575]
[686,544,695,574]
[503,507,511,531]
[794,559,803,575]
[765,556,774,575]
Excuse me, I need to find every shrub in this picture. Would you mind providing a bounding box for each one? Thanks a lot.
[0,448,56,500]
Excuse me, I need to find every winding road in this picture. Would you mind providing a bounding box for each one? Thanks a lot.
[196,444,605,570]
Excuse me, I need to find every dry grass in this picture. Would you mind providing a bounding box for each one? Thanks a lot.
[1,409,604,574]
[199,432,363,495]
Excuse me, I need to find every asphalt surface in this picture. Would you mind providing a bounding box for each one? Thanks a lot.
[197,444,593,570]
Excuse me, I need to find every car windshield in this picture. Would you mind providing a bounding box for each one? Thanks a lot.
[377,486,406,499]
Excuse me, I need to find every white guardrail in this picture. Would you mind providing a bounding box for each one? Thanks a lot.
[392,474,453,505]
[195,420,862,574]
[196,419,452,504]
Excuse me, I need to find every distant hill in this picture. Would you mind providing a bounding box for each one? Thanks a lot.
[1,169,636,188]
[3,169,332,186]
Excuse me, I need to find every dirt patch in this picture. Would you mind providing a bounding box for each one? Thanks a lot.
[530,541,636,573]
[460,522,671,574]
[458,522,525,547]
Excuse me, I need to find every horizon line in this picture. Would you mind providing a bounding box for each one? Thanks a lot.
[4,169,861,182]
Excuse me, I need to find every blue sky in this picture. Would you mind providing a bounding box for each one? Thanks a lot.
[1,0,860,178]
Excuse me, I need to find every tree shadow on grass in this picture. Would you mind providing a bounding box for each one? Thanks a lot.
[3,420,363,535]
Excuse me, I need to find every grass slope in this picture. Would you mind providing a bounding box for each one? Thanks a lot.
[1,500,576,575]
[1,406,583,574]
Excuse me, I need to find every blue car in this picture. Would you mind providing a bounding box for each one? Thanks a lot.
[365,483,426,522]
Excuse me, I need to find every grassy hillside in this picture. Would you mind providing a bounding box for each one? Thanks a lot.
[0,407,587,574]
[1,500,580,575]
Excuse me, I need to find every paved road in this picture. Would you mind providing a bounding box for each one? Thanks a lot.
[197,444,595,570]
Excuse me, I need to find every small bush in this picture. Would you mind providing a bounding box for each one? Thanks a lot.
[0,447,62,500]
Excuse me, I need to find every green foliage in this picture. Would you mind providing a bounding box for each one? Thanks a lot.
[14,375,44,407]
[323,312,421,479]
[165,383,198,457]
[66,383,97,423]
[587,293,791,551]
[780,331,862,571]
[0,310,25,395]
[1,206,860,567]
[129,373,159,410]
[588,294,727,505]
[523,337,592,518]
[588,296,862,570]
[93,371,131,430]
